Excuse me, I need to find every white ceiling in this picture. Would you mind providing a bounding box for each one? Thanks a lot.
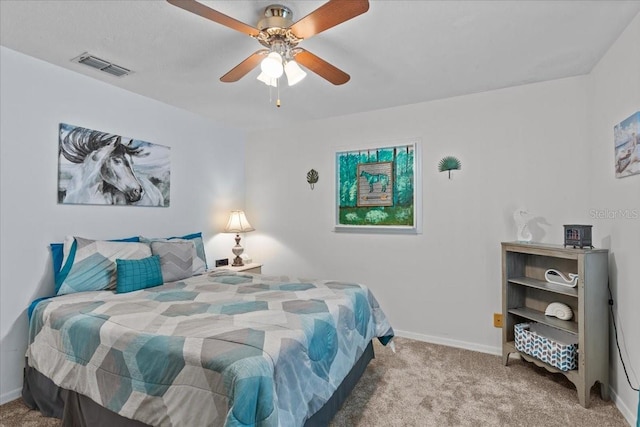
[1,1,639,130]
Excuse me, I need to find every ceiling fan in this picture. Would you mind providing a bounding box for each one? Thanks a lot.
[166,0,369,90]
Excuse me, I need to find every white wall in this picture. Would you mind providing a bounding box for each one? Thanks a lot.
[586,14,640,424]
[245,16,640,423]
[0,47,246,403]
[246,75,591,355]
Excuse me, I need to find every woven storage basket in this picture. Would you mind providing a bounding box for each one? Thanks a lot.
[514,322,578,371]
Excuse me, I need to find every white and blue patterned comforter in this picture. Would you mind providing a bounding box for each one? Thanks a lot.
[27,270,394,426]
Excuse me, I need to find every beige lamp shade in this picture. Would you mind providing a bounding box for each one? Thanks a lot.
[224,211,255,233]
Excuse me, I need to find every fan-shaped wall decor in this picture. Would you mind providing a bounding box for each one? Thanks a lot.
[438,156,462,179]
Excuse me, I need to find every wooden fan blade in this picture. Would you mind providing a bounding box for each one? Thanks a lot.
[289,0,369,40]
[220,50,267,82]
[166,0,260,37]
[294,49,350,85]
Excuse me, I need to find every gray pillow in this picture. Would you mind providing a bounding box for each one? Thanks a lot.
[140,236,206,275]
[150,241,194,282]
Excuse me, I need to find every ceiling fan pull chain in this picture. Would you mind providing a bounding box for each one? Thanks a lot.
[277,78,281,108]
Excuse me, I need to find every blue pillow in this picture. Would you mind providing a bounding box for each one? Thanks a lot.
[50,243,65,277]
[116,255,163,294]
[27,297,53,321]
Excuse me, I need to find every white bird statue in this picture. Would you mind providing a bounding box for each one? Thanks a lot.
[514,209,532,242]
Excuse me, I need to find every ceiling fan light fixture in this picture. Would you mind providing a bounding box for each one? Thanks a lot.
[257,71,278,87]
[284,60,307,86]
[261,52,284,78]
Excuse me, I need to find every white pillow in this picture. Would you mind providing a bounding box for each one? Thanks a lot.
[56,236,151,295]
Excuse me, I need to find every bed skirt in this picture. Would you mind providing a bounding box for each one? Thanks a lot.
[22,340,375,427]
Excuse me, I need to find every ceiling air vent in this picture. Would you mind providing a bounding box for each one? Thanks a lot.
[71,53,132,77]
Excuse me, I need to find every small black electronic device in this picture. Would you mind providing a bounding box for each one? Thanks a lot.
[563,225,593,248]
[215,258,229,267]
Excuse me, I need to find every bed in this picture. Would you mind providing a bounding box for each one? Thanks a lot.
[23,266,394,426]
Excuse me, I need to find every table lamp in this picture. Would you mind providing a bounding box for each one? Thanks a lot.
[224,210,255,267]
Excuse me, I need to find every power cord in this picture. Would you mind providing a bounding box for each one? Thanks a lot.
[608,282,639,392]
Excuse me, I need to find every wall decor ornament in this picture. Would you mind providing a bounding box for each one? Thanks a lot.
[335,141,421,233]
[306,169,319,189]
[614,111,640,178]
[438,156,461,179]
[58,123,170,206]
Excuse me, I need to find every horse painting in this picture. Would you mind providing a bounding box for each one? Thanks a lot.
[360,170,389,193]
[356,161,394,207]
[59,126,166,206]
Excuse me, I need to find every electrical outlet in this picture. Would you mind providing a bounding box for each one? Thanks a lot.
[215,258,229,267]
[493,313,503,328]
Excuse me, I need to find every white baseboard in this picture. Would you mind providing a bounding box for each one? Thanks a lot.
[0,387,21,405]
[394,329,502,356]
[609,386,637,427]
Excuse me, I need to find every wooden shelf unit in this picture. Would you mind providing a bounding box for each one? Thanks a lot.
[501,242,609,408]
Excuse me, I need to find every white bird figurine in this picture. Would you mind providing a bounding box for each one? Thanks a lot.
[514,209,532,242]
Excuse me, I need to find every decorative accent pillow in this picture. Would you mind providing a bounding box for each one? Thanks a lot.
[116,255,163,294]
[50,243,65,278]
[150,241,194,283]
[56,236,152,295]
[140,232,206,275]
[51,236,140,280]
[176,232,208,270]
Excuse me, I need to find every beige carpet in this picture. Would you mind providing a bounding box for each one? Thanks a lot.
[0,337,628,427]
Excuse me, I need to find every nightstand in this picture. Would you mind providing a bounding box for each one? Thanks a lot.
[218,263,262,274]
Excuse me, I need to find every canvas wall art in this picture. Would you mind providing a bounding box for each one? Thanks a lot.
[336,142,421,233]
[614,111,640,178]
[58,123,170,206]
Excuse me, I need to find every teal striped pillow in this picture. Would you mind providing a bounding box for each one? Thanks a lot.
[116,255,163,294]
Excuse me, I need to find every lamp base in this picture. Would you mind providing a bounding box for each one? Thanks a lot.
[231,234,245,267]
